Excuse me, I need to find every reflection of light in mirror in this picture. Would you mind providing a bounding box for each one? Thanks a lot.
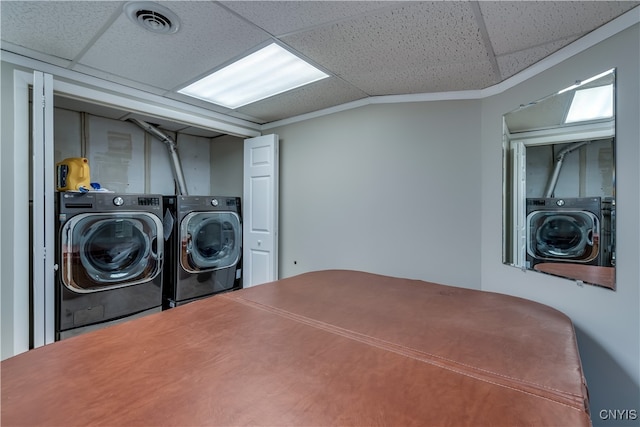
[565,85,613,123]
[557,68,614,94]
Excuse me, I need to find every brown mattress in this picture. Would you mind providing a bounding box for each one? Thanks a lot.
[1,270,590,426]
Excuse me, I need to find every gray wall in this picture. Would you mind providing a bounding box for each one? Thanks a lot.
[209,134,244,198]
[480,24,639,426]
[271,101,482,288]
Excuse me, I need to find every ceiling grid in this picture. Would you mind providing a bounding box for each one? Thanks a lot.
[1,1,638,125]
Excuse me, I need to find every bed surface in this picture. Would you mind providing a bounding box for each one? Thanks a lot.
[1,270,590,426]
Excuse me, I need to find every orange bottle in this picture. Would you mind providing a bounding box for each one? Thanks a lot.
[56,157,90,191]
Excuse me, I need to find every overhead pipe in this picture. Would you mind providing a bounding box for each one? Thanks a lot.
[129,118,189,196]
[543,141,590,198]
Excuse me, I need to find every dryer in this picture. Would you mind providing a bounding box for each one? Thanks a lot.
[56,192,164,340]
[163,195,242,307]
[526,197,609,268]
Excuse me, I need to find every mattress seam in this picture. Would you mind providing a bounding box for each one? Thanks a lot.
[222,293,587,412]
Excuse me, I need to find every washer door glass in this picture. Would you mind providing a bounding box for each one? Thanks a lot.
[60,212,163,292]
[180,211,241,273]
[526,211,599,262]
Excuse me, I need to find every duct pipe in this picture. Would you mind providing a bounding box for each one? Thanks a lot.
[129,118,189,196]
[543,141,590,198]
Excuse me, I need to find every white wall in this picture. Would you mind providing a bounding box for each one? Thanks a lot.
[147,128,175,195]
[481,24,639,426]
[271,101,483,289]
[209,134,244,198]
[54,108,82,161]
[86,115,147,193]
[53,111,216,196]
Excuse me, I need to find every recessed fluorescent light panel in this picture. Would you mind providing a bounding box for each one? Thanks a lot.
[564,84,613,123]
[178,44,329,109]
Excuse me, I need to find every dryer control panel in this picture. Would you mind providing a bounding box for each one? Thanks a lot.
[137,196,161,207]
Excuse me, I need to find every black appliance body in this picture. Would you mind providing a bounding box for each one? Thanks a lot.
[526,197,614,268]
[56,192,164,340]
[163,195,242,308]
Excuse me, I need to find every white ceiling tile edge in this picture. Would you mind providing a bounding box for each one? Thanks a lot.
[262,6,640,131]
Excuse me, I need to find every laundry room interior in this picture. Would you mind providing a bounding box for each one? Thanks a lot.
[524,140,614,199]
[1,2,639,425]
[52,98,244,198]
[47,96,251,338]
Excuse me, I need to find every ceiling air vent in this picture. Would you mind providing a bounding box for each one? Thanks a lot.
[124,2,181,34]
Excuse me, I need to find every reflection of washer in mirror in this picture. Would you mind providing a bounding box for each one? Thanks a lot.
[534,215,593,257]
[526,198,602,267]
[502,68,616,290]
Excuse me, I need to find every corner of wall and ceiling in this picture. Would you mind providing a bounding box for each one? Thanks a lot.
[259,7,640,131]
[1,6,637,136]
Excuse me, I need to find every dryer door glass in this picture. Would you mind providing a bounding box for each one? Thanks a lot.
[60,212,163,292]
[180,212,241,273]
[527,211,599,262]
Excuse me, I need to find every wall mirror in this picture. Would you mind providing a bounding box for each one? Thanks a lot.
[503,69,616,290]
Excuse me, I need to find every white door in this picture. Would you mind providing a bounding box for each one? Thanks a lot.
[243,134,279,287]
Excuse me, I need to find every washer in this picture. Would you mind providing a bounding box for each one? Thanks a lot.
[56,192,164,340]
[526,197,608,268]
[163,195,242,308]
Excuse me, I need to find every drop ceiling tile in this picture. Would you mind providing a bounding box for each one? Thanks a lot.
[77,2,271,90]
[71,61,173,97]
[356,60,497,94]
[282,1,491,95]
[0,1,121,60]
[236,77,368,123]
[220,0,392,36]
[480,1,640,56]
[1,41,74,69]
[2,0,636,125]
[496,35,580,80]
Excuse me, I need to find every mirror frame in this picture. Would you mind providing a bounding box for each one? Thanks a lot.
[502,68,616,290]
